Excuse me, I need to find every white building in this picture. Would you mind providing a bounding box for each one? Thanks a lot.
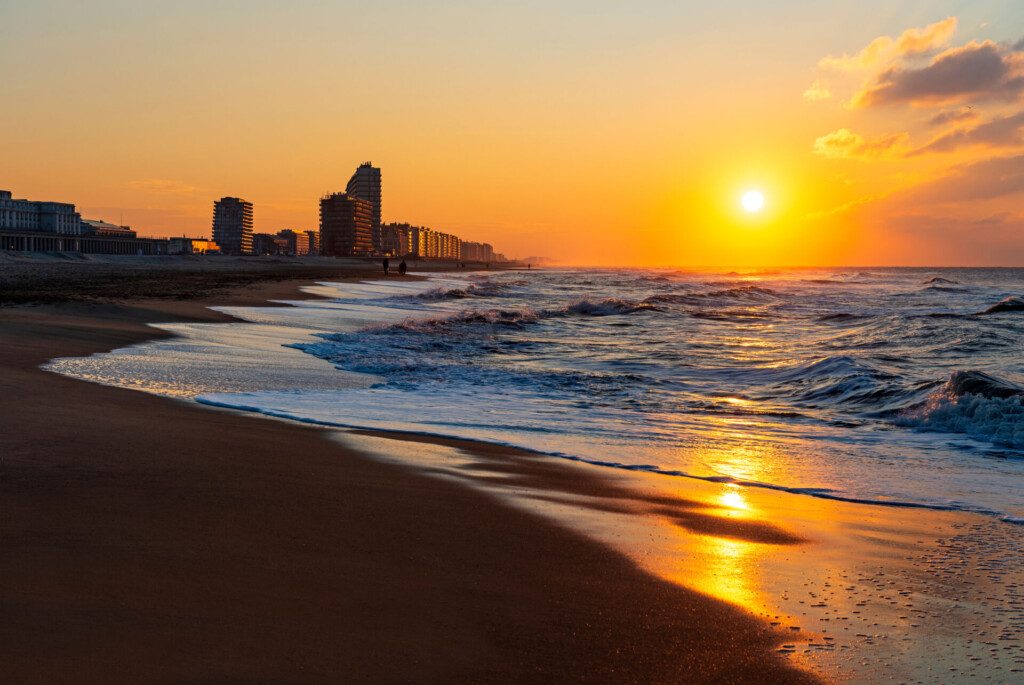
[0,190,82,235]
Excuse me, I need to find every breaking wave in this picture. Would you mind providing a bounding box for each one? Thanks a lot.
[414,279,527,301]
[981,296,1024,315]
[896,371,1024,448]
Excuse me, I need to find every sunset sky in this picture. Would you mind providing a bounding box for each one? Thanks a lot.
[2,1,1023,265]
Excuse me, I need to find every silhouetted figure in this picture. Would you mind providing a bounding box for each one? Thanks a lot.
[398,259,407,276]
[382,258,390,276]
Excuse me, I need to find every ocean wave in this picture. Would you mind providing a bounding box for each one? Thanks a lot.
[981,296,1024,315]
[923,276,960,285]
[806,272,876,285]
[414,279,526,301]
[817,312,870,322]
[705,285,778,299]
[385,307,542,332]
[668,285,780,302]
[690,310,774,320]
[923,285,968,293]
[363,295,660,336]
[895,371,1024,448]
[741,355,932,410]
[561,297,660,316]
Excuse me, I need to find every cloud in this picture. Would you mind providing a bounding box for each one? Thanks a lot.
[127,178,199,195]
[894,16,959,57]
[803,80,831,102]
[904,154,1024,203]
[882,211,1020,235]
[910,110,1024,155]
[820,17,957,71]
[927,108,979,126]
[813,128,908,159]
[852,41,1024,108]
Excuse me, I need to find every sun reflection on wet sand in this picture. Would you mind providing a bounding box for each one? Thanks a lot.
[337,431,1024,684]
[718,484,750,513]
[668,531,763,610]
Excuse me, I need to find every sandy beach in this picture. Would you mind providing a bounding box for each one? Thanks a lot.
[0,262,818,683]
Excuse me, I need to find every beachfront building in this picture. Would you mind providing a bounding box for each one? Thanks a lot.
[0,189,171,254]
[277,229,311,256]
[252,232,291,255]
[81,219,136,238]
[399,225,463,260]
[0,190,82,235]
[345,162,382,254]
[212,197,253,255]
[381,222,413,256]
[305,229,320,255]
[168,237,218,254]
[461,241,493,262]
[319,192,374,257]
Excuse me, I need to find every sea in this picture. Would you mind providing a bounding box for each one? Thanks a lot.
[48,267,1024,524]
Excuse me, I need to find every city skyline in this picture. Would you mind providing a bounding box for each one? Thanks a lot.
[2,2,1024,265]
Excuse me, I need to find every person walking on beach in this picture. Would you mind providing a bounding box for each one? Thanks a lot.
[382,258,390,276]
[398,259,407,276]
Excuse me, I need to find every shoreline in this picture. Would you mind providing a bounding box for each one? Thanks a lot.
[0,270,818,682]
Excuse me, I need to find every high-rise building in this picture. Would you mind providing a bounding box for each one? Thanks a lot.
[382,222,414,256]
[320,192,374,256]
[277,229,311,256]
[345,162,382,253]
[252,232,281,255]
[305,229,320,255]
[462,241,494,262]
[212,197,253,255]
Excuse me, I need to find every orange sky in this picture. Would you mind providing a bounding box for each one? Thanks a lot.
[2,2,1023,265]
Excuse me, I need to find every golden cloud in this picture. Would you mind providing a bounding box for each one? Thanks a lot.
[813,128,909,159]
[851,41,1024,108]
[802,80,832,102]
[910,110,1024,155]
[819,17,957,71]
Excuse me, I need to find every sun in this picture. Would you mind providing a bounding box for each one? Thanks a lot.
[741,190,765,213]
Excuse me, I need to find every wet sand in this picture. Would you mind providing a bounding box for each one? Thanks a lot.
[0,271,817,682]
[343,430,1024,682]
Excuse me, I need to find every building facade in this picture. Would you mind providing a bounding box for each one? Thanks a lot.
[212,197,253,255]
[305,230,320,255]
[0,190,82,235]
[381,222,413,256]
[319,192,374,257]
[345,162,382,254]
[168,237,219,254]
[252,233,282,255]
[81,219,136,238]
[461,241,494,262]
[392,224,465,259]
[277,229,311,256]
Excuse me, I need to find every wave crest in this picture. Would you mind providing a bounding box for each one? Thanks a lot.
[562,297,660,316]
[981,296,1024,315]
[895,371,1024,448]
[415,279,526,301]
